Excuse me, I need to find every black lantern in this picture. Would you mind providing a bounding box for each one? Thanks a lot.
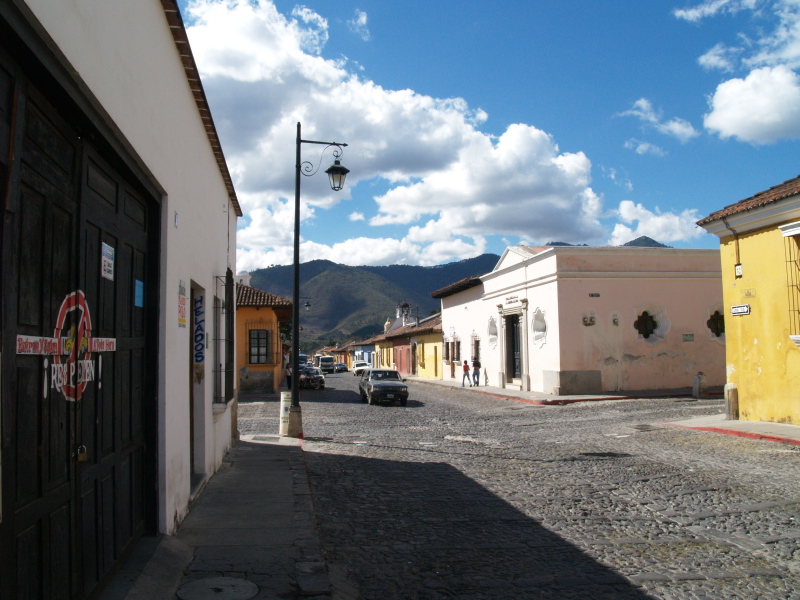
[325,159,350,191]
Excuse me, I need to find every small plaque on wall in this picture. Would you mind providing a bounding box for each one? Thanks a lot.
[731,304,750,316]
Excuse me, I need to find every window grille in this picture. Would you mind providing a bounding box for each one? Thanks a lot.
[213,295,222,402]
[213,268,235,403]
[248,329,272,364]
[442,336,450,362]
[454,341,461,363]
[785,235,800,337]
[472,336,480,361]
[225,268,234,401]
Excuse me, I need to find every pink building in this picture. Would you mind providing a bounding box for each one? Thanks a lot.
[434,245,725,395]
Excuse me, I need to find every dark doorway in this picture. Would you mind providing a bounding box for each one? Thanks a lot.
[505,315,521,380]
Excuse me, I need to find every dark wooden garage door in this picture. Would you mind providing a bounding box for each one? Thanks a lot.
[1,65,157,599]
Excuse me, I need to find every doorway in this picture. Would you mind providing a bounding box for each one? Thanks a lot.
[505,315,521,381]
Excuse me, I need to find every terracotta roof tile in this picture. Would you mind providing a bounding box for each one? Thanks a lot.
[384,313,442,339]
[697,174,800,226]
[236,283,291,308]
[431,276,483,299]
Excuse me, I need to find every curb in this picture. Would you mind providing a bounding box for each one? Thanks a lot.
[666,423,800,448]
[409,377,722,406]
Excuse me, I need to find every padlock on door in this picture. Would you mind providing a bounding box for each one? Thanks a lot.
[76,444,88,462]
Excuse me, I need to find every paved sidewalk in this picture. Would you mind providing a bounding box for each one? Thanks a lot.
[405,374,723,405]
[666,412,800,447]
[100,435,331,600]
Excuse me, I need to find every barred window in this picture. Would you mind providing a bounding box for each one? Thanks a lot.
[782,226,800,345]
[249,329,272,364]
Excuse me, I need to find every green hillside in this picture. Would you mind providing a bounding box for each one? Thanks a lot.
[248,254,499,348]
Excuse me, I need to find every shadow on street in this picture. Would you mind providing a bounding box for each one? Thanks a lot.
[304,451,656,600]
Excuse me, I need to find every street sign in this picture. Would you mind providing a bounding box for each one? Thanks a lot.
[731,304,751,316]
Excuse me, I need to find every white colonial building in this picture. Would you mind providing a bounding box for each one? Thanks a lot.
[1,1,240,597]
[433,246,725,395]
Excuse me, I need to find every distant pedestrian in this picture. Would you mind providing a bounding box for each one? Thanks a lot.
[472,357,481,386]
[462,360,472,387]
[285,364,292,390]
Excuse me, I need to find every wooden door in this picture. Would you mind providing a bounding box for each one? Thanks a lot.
[1,70,156,599]
[75,149,151,595]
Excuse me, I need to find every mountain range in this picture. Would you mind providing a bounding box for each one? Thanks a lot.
[247,254,500,347]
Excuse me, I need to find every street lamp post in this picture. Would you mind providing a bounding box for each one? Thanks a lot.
[283,122,349,438]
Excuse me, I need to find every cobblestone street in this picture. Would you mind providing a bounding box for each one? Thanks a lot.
[239,374,800,600]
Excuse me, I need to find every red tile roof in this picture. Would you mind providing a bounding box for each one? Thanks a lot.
[697,174,800,226]
[431,276,483,299]
[236,283,291,308]
[384,313,442,339]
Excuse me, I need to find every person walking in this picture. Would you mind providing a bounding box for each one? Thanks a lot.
[461,359,472,387]
[472,357,481,386]
[284,363,292,390]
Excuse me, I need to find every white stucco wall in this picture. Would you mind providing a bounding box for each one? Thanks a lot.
[440,285,485,382]
[441,246,724,395]
[24,0,238,533]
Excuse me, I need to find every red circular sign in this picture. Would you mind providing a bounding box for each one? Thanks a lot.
[52,290,93,401]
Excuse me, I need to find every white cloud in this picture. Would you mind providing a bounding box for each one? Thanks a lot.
[698,42,741,71]
[746,1,800,69]
[608,201,704,246]
[659,117,701,142]
[619,98,699,143]
[673,0,759,23]
[602,167,634,192]
[624,139,667,156]
[348,9,370,41]
[237,235,486,269]
[705,65,800,143]
[290,6,329,53]
[676,1,800,143]
[184,0,676,267]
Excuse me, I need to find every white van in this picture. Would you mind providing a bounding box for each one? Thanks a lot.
[318,356,335,373]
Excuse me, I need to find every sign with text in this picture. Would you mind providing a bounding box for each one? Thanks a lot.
[731,304,751,316]
[178,280,187,328]
[16,290,116,401]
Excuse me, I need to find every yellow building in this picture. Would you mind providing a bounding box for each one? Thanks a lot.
[698,175,800,424]
[235,283,291,392]
[411,314,443,380]
[374,334,393,368]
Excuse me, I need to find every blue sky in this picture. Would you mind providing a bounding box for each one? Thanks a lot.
[180,0,800,269]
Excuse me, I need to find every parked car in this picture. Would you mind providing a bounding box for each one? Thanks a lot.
[334,363,348,373]
[352,361,369,375]
[358,369,408,406]
[299,367,325,389]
